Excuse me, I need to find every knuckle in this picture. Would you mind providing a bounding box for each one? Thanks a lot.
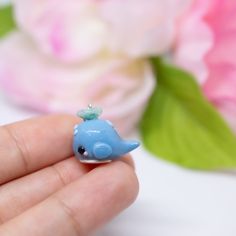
[2,126,30,173]
[54,196,83,236]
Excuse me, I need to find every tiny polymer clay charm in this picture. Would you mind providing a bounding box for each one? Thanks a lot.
[73,105,140,163]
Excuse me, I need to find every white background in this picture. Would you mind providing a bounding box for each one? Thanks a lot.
[1,92,236,236]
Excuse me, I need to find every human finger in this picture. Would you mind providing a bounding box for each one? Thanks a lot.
[0,160,139,235]
[0,155,134,223]
[0,114,78,184]
[0,157,92,223]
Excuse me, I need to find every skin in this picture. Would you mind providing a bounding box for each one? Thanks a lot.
[0,115,139,236]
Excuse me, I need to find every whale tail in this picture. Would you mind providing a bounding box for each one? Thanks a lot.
[122,140,140,153]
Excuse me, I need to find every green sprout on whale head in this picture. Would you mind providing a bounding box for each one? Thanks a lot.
[77,104,102,121]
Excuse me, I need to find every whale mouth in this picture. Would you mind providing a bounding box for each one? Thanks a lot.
[79,159,112,164]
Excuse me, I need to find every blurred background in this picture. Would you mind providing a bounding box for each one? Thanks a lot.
[1,0,236,235]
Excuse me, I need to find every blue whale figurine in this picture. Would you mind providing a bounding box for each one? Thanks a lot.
[73,105,140,163]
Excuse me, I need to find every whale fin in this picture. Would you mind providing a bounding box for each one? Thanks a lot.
[122,140,140,153]
[93,142,112,160]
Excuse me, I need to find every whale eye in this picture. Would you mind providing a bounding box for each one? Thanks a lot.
[78,146,86,155]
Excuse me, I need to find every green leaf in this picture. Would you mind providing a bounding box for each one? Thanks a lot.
[140,58,236,169]
[0,5,16,37]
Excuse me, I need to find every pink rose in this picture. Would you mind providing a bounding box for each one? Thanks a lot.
[0,33,155,134]
[175,0,236,132]
[12,0,191,62]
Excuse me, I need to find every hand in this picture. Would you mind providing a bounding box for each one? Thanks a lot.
[0,115,139,236]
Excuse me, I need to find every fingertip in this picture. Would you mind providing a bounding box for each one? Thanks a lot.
[106,161,139,206]
[118,155,135,169]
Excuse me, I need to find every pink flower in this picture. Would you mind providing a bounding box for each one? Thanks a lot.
[0,33,155,134]
[12,0,191,62]
[175,0,236,132]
